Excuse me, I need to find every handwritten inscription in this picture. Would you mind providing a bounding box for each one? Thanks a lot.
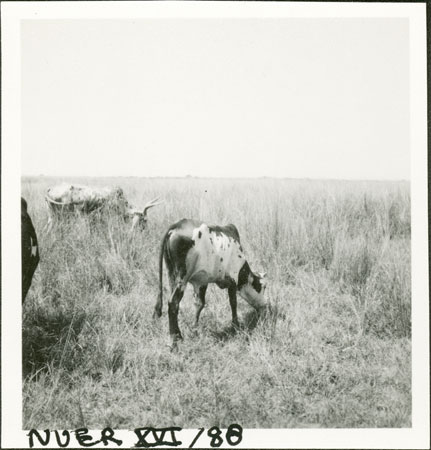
[27,424,243,448]
[134,427,182,447]
[28,428,122,448]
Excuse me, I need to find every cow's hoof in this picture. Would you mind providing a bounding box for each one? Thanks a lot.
[167,337,177,351]
[168,334,183,351]
[191,326,201,337]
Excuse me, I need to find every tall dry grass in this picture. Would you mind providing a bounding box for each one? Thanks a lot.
[22,177,411,428]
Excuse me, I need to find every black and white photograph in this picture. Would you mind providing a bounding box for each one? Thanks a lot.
[1,1,429,448]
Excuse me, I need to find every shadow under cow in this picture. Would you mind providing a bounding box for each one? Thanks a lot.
[209,308,261,342]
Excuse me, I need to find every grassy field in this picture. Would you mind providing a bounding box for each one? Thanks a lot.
[21,176,411,429]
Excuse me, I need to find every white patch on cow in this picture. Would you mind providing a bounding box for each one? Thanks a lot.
[187,224,245,288]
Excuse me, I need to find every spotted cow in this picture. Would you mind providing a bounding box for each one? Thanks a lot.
[153,219,267,348]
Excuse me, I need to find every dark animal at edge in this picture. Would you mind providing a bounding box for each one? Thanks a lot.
[21,197,39,302]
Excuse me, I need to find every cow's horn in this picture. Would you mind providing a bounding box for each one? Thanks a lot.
[143,197,163,212]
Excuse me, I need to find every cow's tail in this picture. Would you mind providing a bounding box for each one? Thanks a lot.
[153,228,171,318]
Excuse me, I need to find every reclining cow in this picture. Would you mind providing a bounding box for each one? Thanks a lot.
[21,197,40,302]
[45,183,162,231]
[153,219,267,348]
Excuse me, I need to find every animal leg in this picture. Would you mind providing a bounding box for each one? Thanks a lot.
[228,284,240,328]
[168,282,185,349]
[194,285,207,327]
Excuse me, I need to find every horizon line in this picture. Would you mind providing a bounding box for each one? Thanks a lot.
[21,174,410,183]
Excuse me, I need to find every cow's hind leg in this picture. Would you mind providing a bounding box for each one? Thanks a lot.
[228,284,240,328]
[168,282,185,349]
[194,285,207,328]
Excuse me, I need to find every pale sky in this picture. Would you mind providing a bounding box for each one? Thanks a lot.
[21,18,409,179]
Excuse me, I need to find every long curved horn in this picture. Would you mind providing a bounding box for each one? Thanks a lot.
[142,197,163,214]
[45,195,69,206]
[45,195,87,206]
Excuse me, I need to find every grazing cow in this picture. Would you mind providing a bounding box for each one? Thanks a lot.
[21,197,40,302]
[154,219,267,348]
[45,183,162,231]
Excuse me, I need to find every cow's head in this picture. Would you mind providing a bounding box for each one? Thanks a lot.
[238,263,268,310]
[251,270,268,297]
[128,197,163,231]
[255,271,268,292]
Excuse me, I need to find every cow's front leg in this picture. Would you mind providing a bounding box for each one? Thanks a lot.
[168,283,185,350]
[228,284,240,328]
